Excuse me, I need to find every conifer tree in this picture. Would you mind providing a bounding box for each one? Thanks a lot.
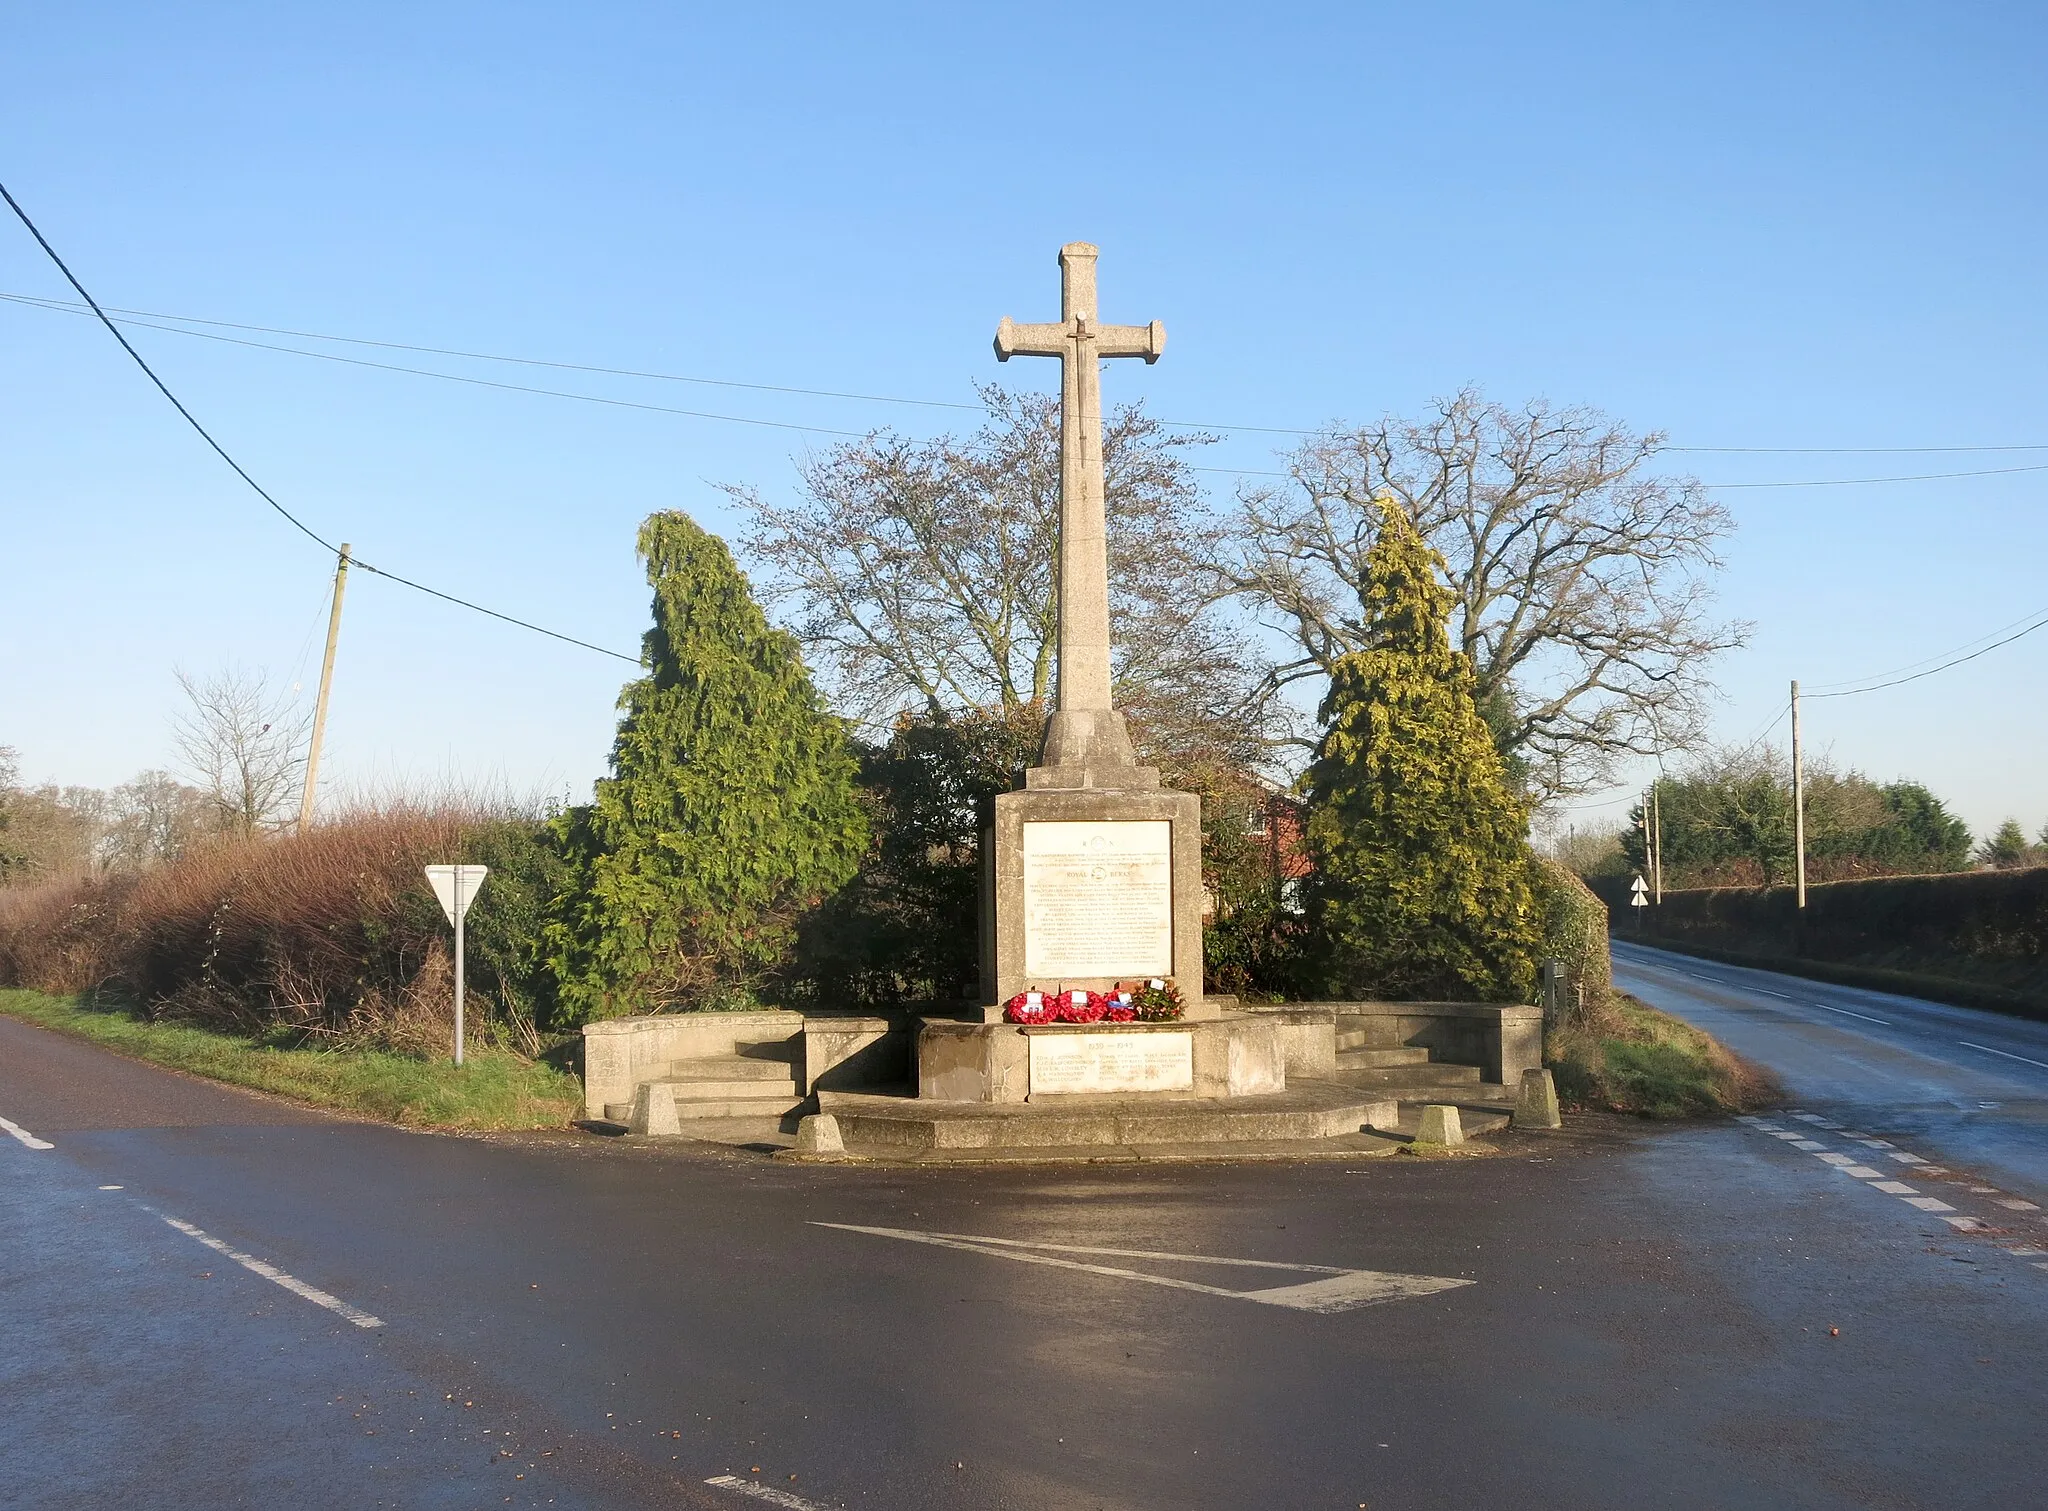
[547,513,868,1022]
[1303,498,1539,1001]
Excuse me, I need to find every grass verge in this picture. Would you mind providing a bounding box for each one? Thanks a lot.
[0,988,582,1131]
[1549,990,1783,1118]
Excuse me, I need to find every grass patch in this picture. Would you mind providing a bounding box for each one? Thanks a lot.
[1549,990,1783,1118]
[0,988,582,1131]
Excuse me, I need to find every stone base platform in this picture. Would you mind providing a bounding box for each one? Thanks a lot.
[815,1081,1394,1154]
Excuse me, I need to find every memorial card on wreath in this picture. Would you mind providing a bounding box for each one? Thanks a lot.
[1021,820,1173,979]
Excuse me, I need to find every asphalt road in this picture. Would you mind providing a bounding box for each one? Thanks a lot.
[5,1005,2047,1511]
[1614,940,2048,1200]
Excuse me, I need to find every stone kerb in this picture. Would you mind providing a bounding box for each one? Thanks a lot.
[580,1009,804,1118]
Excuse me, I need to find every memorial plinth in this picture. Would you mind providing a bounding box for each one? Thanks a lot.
[918,1016,1283,1103]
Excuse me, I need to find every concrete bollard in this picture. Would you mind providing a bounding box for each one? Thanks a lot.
[628,1082,682,1137]
[793,1113,847,1159]
[1414,1103,1465,1147]
[1513,1068,1562,1130]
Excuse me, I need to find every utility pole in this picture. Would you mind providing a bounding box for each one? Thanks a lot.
[297,544,351,833]
[1791,678,1807,909]
[1651,782,1664,904]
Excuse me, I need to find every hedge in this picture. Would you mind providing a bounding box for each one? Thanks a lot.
[1590,866,2048,1019]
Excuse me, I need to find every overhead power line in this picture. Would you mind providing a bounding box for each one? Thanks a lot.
[0,182,639,665]
[1807,608,2048,699]
[16,289,2048,476]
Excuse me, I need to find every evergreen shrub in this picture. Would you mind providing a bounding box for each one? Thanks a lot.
[1302,499,1539,1002]
[546,513,868,1023]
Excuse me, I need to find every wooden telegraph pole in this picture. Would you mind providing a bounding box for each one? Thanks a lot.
[1791,679,1807,910]
[297,544,352,833]
[1651,782,1664,904]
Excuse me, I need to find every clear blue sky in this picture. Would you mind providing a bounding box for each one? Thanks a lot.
[5,2,2044,838]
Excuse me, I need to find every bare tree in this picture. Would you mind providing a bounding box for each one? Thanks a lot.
[103,771,220,869]
[1224,389,1746,802]
[172,666,311,837]
[729,387,1276,770]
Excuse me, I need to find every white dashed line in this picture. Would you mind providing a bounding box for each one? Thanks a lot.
[1872,1181,1919,1195]
[1998,1200,2042,1212]
[1943,1216,1989,1232]
[0,1115,55,1150]
[1838,1165,1885,1179]
[1889,1152,1928,1165]
[704,1475,834,1509]
[1812,1003,1891,1025]
[1853,1138,1895,1149]
[1814,1153,1860,1167]
[1791,1140,1828,1150]
[1902,1196,1957,1213]
[153,1212,384,1328]
[1755,989,1794,1000]
[1958,1041,2048,1072]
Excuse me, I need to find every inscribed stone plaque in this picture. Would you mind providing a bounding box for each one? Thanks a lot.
[1021,820,1173,979]
[1029,1030,1195,1095]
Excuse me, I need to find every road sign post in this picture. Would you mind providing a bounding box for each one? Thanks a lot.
[1630,873,1649,930]
[425,865,489,1066]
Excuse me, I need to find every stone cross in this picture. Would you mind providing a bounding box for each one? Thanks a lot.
[995,242,1165,781]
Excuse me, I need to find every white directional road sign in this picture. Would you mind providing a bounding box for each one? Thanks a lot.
[425,865,489,924]
[1630,873,1649,908]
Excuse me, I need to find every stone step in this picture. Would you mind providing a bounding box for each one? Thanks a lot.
[666,1055,799,1084]
[1335,1024,1408,1052]
[1329,1062,1485,1091]
[603,1091,808,1122]
[1333,1046,1431,1069]
[816,1085,1396,1153]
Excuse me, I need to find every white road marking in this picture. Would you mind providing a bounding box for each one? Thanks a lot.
[1889,1152,1928,1165]
[1791,1113,1829,1123]
[1767,1131,1807,1141]
[1812,1003,1890,1025]
[2010,1247,2048,1258]
[1854,1138,1895,1149]
[704,1476,832,1509]
[1791,1140,1828,1150]
[0,1115,55,1150]
[1872,1181,1919,1195]
[1943,1216,1988,1232]
[1958,1041,2048,1072]
[812,1223,1472,1313]
[1998,1200,2042,1212]
[1839,1166,1885,1178]
[1902,1196,1957,1213]
[98,1185,123,1190]
[1814,1153,1860,1167]
[1755,989,1794,1000]
[153,1212,383,1328]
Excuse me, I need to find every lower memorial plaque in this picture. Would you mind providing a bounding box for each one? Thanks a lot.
[1029,1030,1195,1095]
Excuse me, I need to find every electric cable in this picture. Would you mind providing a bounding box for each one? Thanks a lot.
[0,181,639,666]
[15,288,2048,485]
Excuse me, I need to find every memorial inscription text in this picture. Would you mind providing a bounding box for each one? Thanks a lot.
[1021,820,1173,979]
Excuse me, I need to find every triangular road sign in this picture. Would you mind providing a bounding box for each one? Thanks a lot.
[424,865,488,924]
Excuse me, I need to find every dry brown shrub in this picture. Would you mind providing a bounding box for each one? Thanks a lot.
[0,799,558,1053]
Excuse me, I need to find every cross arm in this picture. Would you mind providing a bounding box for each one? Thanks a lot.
[993,317,1067,360]
[1095,320,1166,363]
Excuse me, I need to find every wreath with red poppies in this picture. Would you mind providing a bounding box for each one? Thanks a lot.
[1003,990,1055,1025]
[1128,978,1185,1022]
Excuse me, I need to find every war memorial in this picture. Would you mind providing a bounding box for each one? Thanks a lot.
[582,243,1552,1158]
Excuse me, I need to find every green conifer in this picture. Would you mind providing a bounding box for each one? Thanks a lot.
[547,513,868,1022]
[1303,498,1539,1001]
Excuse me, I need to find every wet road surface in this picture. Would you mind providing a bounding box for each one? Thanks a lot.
[4,1009,2046,1509]
[1615,940,2048,1201]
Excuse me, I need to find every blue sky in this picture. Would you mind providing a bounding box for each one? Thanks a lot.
[4,2,2044,837]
